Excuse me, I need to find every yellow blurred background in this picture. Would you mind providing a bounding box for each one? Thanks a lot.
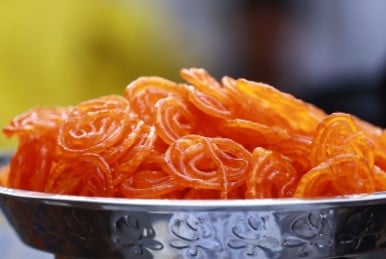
[0,0,197,149]
[1,0,386,149]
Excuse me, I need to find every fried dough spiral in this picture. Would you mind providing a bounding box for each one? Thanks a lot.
[246,147,299,198]
[181,68,235,119]
[45,153,113,196]
[294,154,375,197]
[154,96,197,144]
[3,68,386,199]
[164,135,251,198]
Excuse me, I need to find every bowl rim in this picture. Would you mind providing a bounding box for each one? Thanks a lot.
[1,186,386,212]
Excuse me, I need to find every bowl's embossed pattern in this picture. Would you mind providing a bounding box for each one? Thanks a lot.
[336,205,386,255]
[168,212,282,258]
[111,212,163,257]
[169,213,223,258]
[282,210,334,258]
[2,191,386,258]
[1,155,386,258]
[226,212,281,258]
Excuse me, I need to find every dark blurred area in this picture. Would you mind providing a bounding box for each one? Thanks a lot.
[1,0,386,148]
[235,0,386,127]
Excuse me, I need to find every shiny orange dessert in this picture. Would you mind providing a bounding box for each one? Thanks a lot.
[2,68,386,199]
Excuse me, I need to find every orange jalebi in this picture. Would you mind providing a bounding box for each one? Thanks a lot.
[112,123,157,185]
[246,147,299,198]
[222,76,326,136]
[119,151,181,198]
[310,113,374,166]
[294,154,375,197]
[2,106,68,192]
[266,136,313,174]
[218,119,290,150]
[164,135,251,198]
[7,136,57,191]
[153,96,198,145]
[3,106,68,142]
[181,68,235,119]
[2,67,386,199]
[45,153,113,196]
[57,96,137,162]
[124,76,188,124]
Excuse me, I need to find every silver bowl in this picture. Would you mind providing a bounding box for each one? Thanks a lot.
[1,154,386,258]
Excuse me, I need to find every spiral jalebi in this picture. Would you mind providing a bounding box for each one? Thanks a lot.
[164,135,251,198]
[246,147,299,198]
[2,68,386,199]
[294,154,375,197]
[119,152,180,198]
[181,68,235,119]
[124,76,188,124]
[310,113,374,167]
[45,153,113,196]
[154,96,197,144]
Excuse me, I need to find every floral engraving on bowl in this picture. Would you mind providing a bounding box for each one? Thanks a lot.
[227,213,281,258]
[169,213,222,258]
[111,213,163,257]
[337,206,386,253]
[169,212,281,259]
[283,210,334,257]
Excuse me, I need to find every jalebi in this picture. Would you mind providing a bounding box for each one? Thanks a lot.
[2,67,386,199]
[164,134,251,198]
[294,154,375,197]
[246,147,299,198]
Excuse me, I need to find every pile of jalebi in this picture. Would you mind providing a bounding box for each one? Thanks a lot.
[2,68,386,199]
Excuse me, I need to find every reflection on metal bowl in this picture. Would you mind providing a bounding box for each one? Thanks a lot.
[0,155,386,258]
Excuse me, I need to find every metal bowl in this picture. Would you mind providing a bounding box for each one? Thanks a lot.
[1,154,386,258]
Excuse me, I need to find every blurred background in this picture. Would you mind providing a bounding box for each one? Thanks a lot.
[0,0,386,149]
[0,1,386,257]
